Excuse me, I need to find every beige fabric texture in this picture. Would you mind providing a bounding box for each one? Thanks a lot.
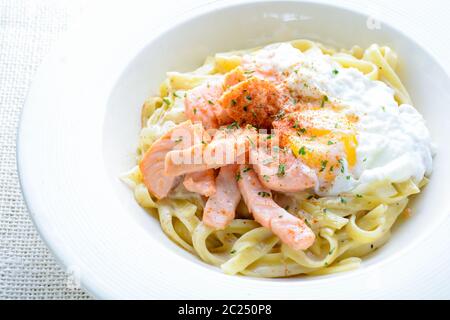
[0,0,91,299]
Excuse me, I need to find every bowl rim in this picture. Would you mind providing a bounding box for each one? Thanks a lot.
[17,0,450,299]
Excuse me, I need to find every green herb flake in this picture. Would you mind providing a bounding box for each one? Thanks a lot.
[258,191,271,198]
[263,175,270,182]
[208,100,214,105]
[162,97,171,105]
[235,173,242,181]
[320,160,328,172]
[277,164,286,177]
[298,146,307,156]
[227,121,239,130]
[320,95,329,108]
[274,110,285,120]
[247,136,255,148]
[338,159,345,173]
[242,167,252,173]
[231,99,237,106]
[332,69,339,76]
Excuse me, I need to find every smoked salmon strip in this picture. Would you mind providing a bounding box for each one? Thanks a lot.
[203,165,241,229]
[249,140,315,192]
[164,127,257,176]
[139,121,211,199]
[183,169,216,197]
[237,165,315,250]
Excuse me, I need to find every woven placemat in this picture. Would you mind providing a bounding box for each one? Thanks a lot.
[0,0,91,300]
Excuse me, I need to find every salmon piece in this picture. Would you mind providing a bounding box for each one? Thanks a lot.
[219,77,284,129]
[203,165,241,229]
[183,169,216,197]
[139,121,208,199]
[164,126,257,176]
[237,165,315,250]
[184,80,233,129]
[249,140,315,192]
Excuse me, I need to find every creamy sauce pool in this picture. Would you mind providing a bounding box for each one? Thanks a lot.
[242,43,433,196]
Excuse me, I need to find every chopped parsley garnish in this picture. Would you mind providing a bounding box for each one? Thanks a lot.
[320,160,328,172]
[227,121,239,130]
[258,191,271,198]
[231,99,237,106]
[174,137,183,143]
[201,140,207,145]
[346,175,351,180]
[242,167,252,173]
[247,136,255,148]
[251,110,257,118]
[338,159,345,173]
[329,165,334,172]
[332,69,339,76]
[327,140,335,145]
[340,197,347,204]
[173,92,181,98]
[329,247,335,255]
[244,70,254,75]
[207,100,214,105]
[356,194,363,198]
[230,250,236,254]
[235,173,242,181]
[246,95,252,101]
[297,127,307,134]
[274,109,285,120]
[320,96,328,108]
[162,97,171,105]
[265,134,274,141]
[263,175,270,182]
[320,95,329,108]
[277,164,286,177]
[298,146,307,156]
[193,108,197,114]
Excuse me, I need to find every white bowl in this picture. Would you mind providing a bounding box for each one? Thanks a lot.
[18,0,450,299]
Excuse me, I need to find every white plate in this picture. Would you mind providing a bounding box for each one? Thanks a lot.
[18,0,450,299]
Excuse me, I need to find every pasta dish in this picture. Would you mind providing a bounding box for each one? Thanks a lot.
[122,39,433,277]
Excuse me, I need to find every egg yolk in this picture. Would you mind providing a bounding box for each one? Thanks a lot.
[283,108,358,180]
